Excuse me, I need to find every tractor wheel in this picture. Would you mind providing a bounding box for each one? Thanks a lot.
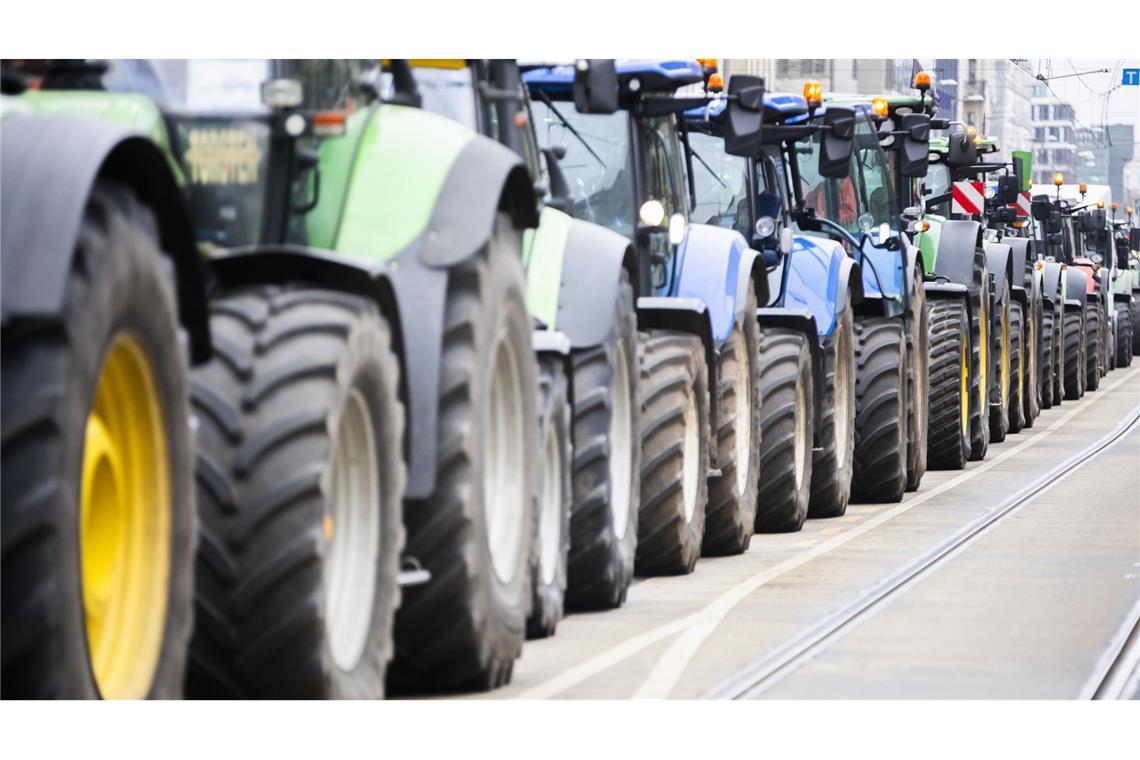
[1131,296,1140,355]
[391,214,538,693]
[565,269,640,610]
[527,357,572,639]
[2,181,194,698]
[635,331,710,575]
[905,274,929,491]
[1040,306,1055,410]
[186,288,404,699]
[1063,310,1085,400]
[1022,291,1041,428]
[754,329,814,532]
[1085,302,1101,391]
[809,299,855,518]
[703,287,760,555]
[1053,308,1065,404]
[1008,301,1025,433]
[1114,304,1133,369]
[989,279,1012,443]
[851,317,908,503]
[926,298,971,470]
[969,268,992,461]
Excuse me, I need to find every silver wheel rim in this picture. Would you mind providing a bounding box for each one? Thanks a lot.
[793,376,807,491]
[484,332,527,584]
[681,389,700,523]
[538,418,562,586]
[835,324,851,466]
[325,389,380,672]
[731,330,751,495]
[608,341,633,540]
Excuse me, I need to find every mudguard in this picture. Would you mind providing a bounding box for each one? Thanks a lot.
[0,114,210,362]
[532,209,637,349]
[903,236,925,296]
[669,223,762,343]
[755,307,824,433]
[780,234,861,340]
[930,219,983,288]
[1065,268,1090,310]
[1005,237,1033,292]
[984,241,1015,304]
[1042,262,1066,306]
[856,230,906,315]
[924,282,969,297]
[533,329,575,409]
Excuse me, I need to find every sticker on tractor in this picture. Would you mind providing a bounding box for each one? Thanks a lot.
[184,128,263,185]
[952,181,985,215]
[1010,191,1031,218]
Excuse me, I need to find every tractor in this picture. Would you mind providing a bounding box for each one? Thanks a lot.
[2,58,546,697]
[399,59,642,627]
[683,89,865,526]
[524,60,771,573]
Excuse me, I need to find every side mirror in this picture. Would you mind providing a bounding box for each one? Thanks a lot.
[572,59,618,115]
[1012,154,1027,193]
[898,113,931,178]
[818,106,855,179]
[997,174,1019,205]
[947,124,976,168]
[1131,229,1140,250]
[1116,237,1130,270]
[724,74,766,157]
[1031,196,1052,222]
[541,147,572,209]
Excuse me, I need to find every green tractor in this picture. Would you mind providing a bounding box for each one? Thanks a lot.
[1,58,545,698]
[914,125,1019,466]
[402,59,642,623]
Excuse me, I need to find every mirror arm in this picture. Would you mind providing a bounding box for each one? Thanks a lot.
[679,119,698,213]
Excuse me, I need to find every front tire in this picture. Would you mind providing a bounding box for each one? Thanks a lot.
[926,298,971,470]
[989,279,1011,443]
[1085,302,1101,391]
[905,273,929,491]
[1008,301,1024,434]
[809,299,855,518]
[391,215,538,693]
[1040,306,1056,410]
[1063,309,1085,400]
[2,181,195,699]
[636,332,710,575]
[703,288,761,555]
[1115,304,1133,368]
[851,317,908,503]
[754,330,814,532]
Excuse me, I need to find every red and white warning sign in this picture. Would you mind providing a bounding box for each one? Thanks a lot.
[1010,191,1031,218]
[952,181,985,215]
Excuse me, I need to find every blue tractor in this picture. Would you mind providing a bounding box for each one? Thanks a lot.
[683,91,864,528]
[524,60,769,574]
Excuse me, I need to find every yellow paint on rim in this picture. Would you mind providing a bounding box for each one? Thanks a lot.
[80,333,171,699]
[960,337,969,434]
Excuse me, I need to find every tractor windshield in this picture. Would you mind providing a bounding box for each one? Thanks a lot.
[688,131,751,236]
[531,100,636,238]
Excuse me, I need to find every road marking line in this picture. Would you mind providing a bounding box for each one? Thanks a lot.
[629,367,1140,699]
[512,367,1139,699]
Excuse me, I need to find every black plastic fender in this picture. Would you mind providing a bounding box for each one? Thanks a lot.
[416,135,539,268]
[555,218,637,348]
[734,247,771,325]
[0,114,210,362]
[637,296,721,459]
[1005,237,1033,291]
[930,219,982,287]
[533,329,575,413]
[1065,268,1089,310]
[1042,262,1066,306]
[755,307,824,441]
[837,257,865,316]
[984,241,1017,309]
[903,235,925,298]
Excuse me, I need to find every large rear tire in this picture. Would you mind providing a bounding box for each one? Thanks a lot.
[565,270,640,610]
[905,273,929,491]
[851,317,908,503]
[1008,301,1024,434]
[1063,310,1085,400]
[635,331,710,575]
[754,329,814,532]
[926,298,971,470]
[809,300,855,518]
[2,181,194,699]
[1040,306,1056,410]
[1085,302,1101,392]
[989,279,1011,443]
[527,357,572,639]
[969,267,992,461]
[391,215,538,693]
[1115,304,1133,369]
[703,288,761,555]
[186,288,405,699]
[1022,290,1041,427]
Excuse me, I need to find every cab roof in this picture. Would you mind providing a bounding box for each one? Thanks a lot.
[523,60,704,97]
[683,92,809,125]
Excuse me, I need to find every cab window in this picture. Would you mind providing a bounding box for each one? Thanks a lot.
[639,113,687,219]
[689,130,750,236]
[851,113,896,228]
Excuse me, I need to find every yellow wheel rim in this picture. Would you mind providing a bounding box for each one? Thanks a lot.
[960,338,969,434]
[80,333,171,699]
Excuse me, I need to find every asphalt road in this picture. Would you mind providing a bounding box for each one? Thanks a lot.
[469,365,1140,699]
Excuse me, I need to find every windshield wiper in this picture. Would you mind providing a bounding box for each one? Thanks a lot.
[689,146,727,189]
[535,90,605,168]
